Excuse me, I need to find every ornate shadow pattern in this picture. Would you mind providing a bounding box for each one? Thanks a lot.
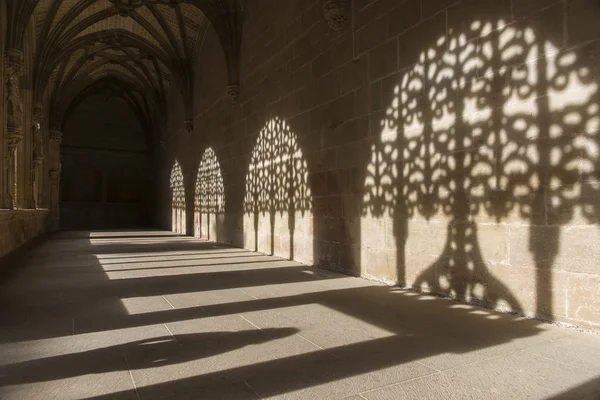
[170,159,185,234]
[363,19,600,317]
[244,118,313,264]
[194,147,225,240]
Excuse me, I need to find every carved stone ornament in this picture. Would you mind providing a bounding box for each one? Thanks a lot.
[110,0,181,16]
[184,120,194,134]
[49,169,59,182]
[7,131,24,153]
[33,103,44,130]
[110,0,144,16]
[5,49,25,136]
[33,155,44,169]
[49,130,63,144]
[323,0,350,33]
[4,49,24,77]
[227,84,240,103]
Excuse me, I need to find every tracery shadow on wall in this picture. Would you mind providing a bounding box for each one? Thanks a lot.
[194,148,225,241]
[170,160,186,235]
[244,118,313,263]
[363,20,600,318]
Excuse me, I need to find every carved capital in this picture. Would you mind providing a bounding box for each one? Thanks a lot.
[33,103,44,119]
[227,84,240,103]
[33,103,44,130]
[323,0,351,33]
[49,130,63,144]
[110,0,143,16]
[184,120,193,134]
[111,0,180,16]
[156,0,181,6]
[49,169,59,183]
[4,49,24,77]
[33,155,44,169]
[7,130,24,153]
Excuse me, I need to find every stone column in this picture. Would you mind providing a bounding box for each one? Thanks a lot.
[3,49,24,209]
[48,130,62,230]
[32,103,44,209]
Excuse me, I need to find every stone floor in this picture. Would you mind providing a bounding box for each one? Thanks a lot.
[1,231,600,400]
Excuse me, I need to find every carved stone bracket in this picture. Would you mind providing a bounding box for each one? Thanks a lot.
[33,103,44,128]
[4,49,24,77]
[33,155,44,169]
[7,131,24,153]
[49,169,59,183]
[49,130,63,145]
[184,120,193,134]
[110,0,181,16]
[323,0,351,33]
[227,84,240,103]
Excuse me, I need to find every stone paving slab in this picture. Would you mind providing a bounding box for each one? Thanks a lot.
[0,230,599,399]
[361,351,600,400]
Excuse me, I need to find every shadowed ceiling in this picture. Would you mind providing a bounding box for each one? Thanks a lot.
[8,0,245,136]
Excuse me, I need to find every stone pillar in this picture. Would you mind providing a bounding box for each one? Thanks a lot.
[3,49,24,209]
[48,130,62,230]
[32,103,44,209]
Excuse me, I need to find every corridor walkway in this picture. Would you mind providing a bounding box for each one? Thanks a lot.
[1,231,600,400]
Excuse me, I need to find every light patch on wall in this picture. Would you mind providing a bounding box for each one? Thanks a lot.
[361,20,600,319]
[243,117,313,264]
[194,148,225,241]
[170,160,186,235]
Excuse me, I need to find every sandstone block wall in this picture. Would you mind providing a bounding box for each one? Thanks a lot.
[0,211,49,259]
[163,0,600,330]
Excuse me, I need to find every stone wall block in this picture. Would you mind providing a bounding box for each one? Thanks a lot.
[387,0,422,39]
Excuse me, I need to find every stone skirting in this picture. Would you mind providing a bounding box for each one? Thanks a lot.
[0,210,50,259]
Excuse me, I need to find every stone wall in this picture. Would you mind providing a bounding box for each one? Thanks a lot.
[0,4,52,261]
[0,210,49,259]
[162,0,600,330]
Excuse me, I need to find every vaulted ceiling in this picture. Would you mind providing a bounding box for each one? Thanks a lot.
[6,0,245,134]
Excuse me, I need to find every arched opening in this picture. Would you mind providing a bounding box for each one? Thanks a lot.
[244,118,313,264]
[194,148,225,240]
[362,19,600,319]
[59,94,151,230]
[170,160,186,235]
